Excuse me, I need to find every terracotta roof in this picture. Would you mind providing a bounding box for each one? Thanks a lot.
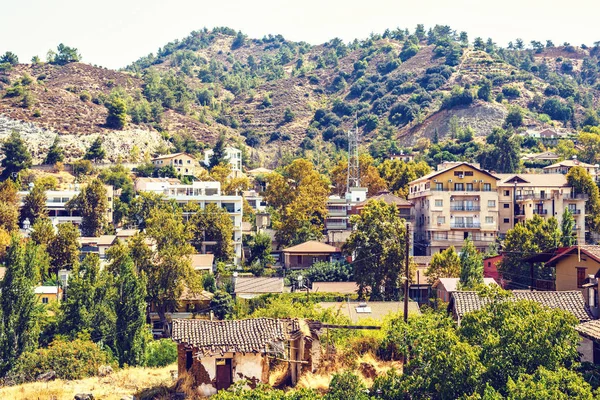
[357,191,412,207]
[576,320,600,340]
[450,290,593,323]
[283,241,340,254]
[190,254,214,270]
[179,287,214,302]
[412,162,499,184]
[310,282,359,294]
[495,173,569,187]
[234,277,284,294]
[412,256,433,265]
[151,152,194,161]
[171,318,299,356]
[543,160,597,169]
[545,245,600,266]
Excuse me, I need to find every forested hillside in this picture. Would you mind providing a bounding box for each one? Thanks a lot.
[1,26,599,164]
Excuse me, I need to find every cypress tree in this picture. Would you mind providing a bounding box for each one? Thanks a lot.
[459,237,484,289]
[209,134,227,169]
[0,236,40,375]
[561,208,576,247]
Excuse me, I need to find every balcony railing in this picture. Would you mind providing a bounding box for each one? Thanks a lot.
[450,205,481,211]
[564,194,589,201]
[571,209,582,215]
[451,222,481,228]
[533,209,548,215]
[431,188,492,193]
[516,194,551,201]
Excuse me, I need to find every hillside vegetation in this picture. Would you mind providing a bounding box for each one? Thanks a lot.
[1,26,599,164]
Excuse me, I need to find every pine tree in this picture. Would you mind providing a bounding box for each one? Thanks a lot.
[433,128,439,144]
[44,136,64,165]
[84,137,106,162]
[21,185,48,226]
[0,236,40,375]
[113,254,147,366]
[459,237,484,289]
[561,208,576,247]
[209,134,227,169]
[1,131,32,180]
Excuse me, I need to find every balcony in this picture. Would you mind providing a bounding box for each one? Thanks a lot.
[327,209,347,217]
[451,222,481,229]
[564,194,589,201]
[516,194,551,201]
[571,209,582,215]
[450,205,481,211]
[533,209,548,215]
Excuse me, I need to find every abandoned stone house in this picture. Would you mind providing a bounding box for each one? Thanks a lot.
[171,318,321,396]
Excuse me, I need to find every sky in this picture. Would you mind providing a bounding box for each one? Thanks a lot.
[2,0,599,70]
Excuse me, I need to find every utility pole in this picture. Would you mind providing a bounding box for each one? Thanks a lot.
[404,222,410,322]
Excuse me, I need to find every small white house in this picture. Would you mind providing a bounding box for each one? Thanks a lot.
[204,146,243,171]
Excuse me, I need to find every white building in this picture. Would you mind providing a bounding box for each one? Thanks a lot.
[204,146,243,172]
[138,180,243,265]
[18,186,114,228]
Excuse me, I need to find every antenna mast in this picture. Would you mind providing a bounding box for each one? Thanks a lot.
[347,115,360,193]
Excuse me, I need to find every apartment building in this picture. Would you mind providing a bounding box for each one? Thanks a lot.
[496,173,586,243]
[325,187,368,231]
[137,180,243,264]
[151,153,201,176]
[543,159,599,181]
[18,186,114,227]
[408,162,500,255]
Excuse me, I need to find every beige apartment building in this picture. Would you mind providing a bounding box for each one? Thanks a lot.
[408,162,500,255]
[496,174,586,243]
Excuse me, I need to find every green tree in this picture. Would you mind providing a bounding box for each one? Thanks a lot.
[0,180,19,232]
[44,136,64,165]
[112,251,147,367]
[460,298,580,391]
[505,106,524,128]
[134,207,195,334]
[1,131,32,179]
[478,127,521,173]
[459,237,484,289]
[567,166,600,234]
[344,200,407,300]
[505,367,595,400]
[188,203,235,263]
[500,215,560,288]
[0,236,40,376]
[326,371,369,400]
[477,80,492,102]
[52,43,81,65]
[426,246,461,284]
[248,231,275,268]
[209,134,227,169]
[283,107,295,123]
[83,137,106,162]
[21,185,47,226]
[58,254,116,348]
[30,218,55,247]
[0,51,19,65]
[67,179,108,237]
[48,222,80,271]
[105,94,128,129]
[210,290,233,320]
[561,208,576,247]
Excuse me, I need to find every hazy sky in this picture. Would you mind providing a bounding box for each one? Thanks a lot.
[2,0,599,70]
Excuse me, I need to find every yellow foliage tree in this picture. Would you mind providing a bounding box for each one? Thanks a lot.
[330,154,387,197]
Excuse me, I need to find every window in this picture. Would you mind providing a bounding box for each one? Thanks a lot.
[435,183,443,191]
[483,183,491,191]
[488,200,496,207]
[434,199,443,207]
[42,297,49,304]
[504,190,510,196]
[454,183,464,191]
[466,183,473,191]
[464,171,474,176]
[454,171,463,176]
[503,218,510,223]
[577,267,587,288]
[485,217,494,224]
[437,216,445,224]
[503,204,510,209]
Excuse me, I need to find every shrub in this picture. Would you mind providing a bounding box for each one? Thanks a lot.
[9,336,114,383]
[502,85,521,98]
[80,91,91,102]
[72,159,94,176]
[144,339,178,367]
[326,371,369,400]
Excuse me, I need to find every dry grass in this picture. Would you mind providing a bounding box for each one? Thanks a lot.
[0,364,177,400]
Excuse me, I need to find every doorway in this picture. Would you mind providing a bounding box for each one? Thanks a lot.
[216,358,232,390]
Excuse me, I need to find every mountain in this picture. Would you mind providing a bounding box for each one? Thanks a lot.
[1,26,598,164]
